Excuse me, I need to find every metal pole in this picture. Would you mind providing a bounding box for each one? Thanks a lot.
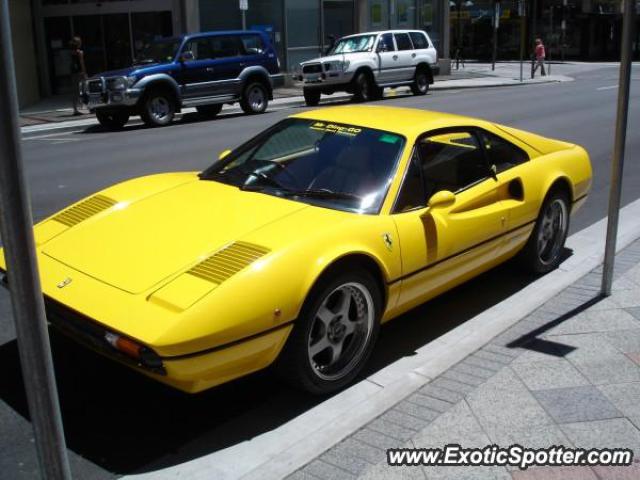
[492,0,499,71]
[242,10,246,30]
[601,0,636,296]
[519,0,525,82]
[0,1,72,479]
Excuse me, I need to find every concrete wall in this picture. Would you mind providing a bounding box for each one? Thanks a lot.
[9,0,40,108]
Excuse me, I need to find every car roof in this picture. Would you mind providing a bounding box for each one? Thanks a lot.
[291,106,485,139]
[340,30,429,39]
[184,30,264,40]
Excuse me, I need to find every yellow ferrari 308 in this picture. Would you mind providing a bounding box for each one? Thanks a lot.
[0,106,592,394]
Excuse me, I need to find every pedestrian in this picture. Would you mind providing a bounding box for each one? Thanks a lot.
[532,38,546,78]
[70,36,87,115]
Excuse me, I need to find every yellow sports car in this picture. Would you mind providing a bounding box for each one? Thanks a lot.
[0,106,591,394]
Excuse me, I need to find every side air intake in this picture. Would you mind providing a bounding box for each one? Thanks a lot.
[187,242,269,285]
[52,195,117,227]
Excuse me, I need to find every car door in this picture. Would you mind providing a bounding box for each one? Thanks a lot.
[391,129,511,309]
[393,32,415,81]
[375,32,401,84]
[177,36,218,99]
[208,35,245,96]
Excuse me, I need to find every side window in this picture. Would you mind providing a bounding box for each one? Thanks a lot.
[478,130,529,173]
[185,38,214,60]
[378,33,396,51]
[409,32,429,49]
[210,35,242,58]
[418,131,489,198]
[395,151,426,212]
[241,34,264,55]
[394,33,413,51]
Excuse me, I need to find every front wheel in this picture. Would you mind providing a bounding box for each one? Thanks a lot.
[303,88,321,106]
[96,111,129,130]
[411,69,430,95]
[240,82,269,114]
[275,270,381,394]
[140,91,175,127]
[519,190,570,273]
[352,72,373,103]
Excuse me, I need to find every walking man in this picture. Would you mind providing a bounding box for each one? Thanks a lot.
[70,36,87,115]
[532,38,546,77]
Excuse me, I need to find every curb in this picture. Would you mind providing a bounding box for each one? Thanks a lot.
[121,200,640,480]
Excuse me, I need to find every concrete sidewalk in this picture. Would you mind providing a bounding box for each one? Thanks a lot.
[289,241,640,480]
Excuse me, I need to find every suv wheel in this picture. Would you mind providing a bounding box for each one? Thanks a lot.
[140,90,176,127]
[411,69,430,95]
[196,104,223,118]
[95,111,129,130]
[240,81,269,114]
[303,88,321,107]
[352,71,373,103]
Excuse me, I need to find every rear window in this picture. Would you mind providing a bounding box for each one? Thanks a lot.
[394,33,413,51]
[241,34,265,55]
[210,35,242,58]
[409,32,429,49]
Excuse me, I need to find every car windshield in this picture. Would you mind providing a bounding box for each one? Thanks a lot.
[134,38,182,65]
[200,118,406,214]
[329,35,376,54]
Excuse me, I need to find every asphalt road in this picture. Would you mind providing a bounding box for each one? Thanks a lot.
[1,64,639,479]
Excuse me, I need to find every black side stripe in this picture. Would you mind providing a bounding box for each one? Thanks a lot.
[163,320,296,361]
[573,193,588,204]
[387,219,537,286]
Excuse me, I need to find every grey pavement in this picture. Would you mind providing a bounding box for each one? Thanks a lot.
[288,240,640,480]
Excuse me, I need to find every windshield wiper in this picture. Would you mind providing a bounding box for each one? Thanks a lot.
[283,189,362,201]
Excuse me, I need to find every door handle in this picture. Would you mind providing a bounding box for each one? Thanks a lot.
[393,55,398,60]
[206,67,214,72]
[412,53,417,58]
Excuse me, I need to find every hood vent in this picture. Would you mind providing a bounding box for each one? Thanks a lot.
[187,242,269,285]
[53,195,117,227]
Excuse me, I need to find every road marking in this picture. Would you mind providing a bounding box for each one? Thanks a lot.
[597,85,618,91]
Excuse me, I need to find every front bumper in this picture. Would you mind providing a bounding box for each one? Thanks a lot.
[81,78,142,110]
[297,68,355,90]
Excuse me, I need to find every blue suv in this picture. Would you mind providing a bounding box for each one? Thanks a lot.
[80,30,283,129]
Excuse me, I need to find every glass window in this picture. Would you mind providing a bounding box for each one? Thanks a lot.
[210,35,242,58]
[184,37,215,60]
[394,33,413,51]
[330,35,376,54]
[409,32,429,49]
[201,118,406,214]
[378,33,396,51]
[417,131,489,198]
[136,38,181,65]
[395,152,427,212]
[478,130,529,173]
[241,34,264,55]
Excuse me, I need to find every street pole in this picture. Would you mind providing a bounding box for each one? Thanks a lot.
[519,0,525,82]
[560,0,566,62]
[0,1,72,479]
[601,0,636,296]
[492,0,500,71]
[242,10,246,30]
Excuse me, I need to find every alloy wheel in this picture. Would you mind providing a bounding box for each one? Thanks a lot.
[537,198,568,265]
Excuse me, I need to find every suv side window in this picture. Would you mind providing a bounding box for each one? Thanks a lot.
[241,34,265,55]
[185,37,214,60]
[394,33,413,51]
[210,35,242,58]
[378,33,396,51]
[478,130,529,173]
[417,130,489,198]
[409,32,429,49]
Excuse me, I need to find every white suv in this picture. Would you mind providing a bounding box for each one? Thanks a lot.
[297,30,438,106]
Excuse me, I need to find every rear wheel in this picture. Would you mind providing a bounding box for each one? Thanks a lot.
[275,270,381,394]
[411,68,430,95]
[140,90,176,127]
[303,88,321,106]
[352,71,373,103]
[95,111,129,130]
[240,81,269,114]
[196,104,223,118]
[519,190,570,273]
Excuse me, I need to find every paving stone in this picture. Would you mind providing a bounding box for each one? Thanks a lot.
[560,418,640,457]
[406,393,453,413]
[510,359,590,390]
[611,276,639,291]
[367,418,417,442]
[591,464,640,480]
[485,424,574,461]
[545,333,623,361]
[473,349,515,366]
[321,448,371,476]
[393,401,440,422]
[429,377,475,395]
[464,354,504,372]
[570,354,640,386]
[441,370,486,387]
[532,385,622,423]
[379,410,430,432]
[333,438,385,465]
[353,428,405,451]
[417,384,464,404]
[465,368,554,433]
[452,362,496,380]
[511,466,598,479]
[625,307,640,320]
[547,309,640,336]
[358,461,426,480]
[287,470,322,480]
[603,328,640,353]
[483,344,520,358]
[598,383,640,419]
[628,352,640,366]
[606,289,640,309]
[303,459,356,480]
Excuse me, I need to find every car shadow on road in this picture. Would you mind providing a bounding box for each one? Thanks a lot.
[0,250,570,476]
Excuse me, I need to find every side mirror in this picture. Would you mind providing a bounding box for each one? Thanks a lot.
[180,50,194,62]
[427,190,456,209]
[218,149,232,160]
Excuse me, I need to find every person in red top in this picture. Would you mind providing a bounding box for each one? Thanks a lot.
[533,38,546,77]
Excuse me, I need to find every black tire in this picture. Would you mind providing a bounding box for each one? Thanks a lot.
[275,269,382,395]
[95,111,129,130]
[352,71,373,103]
[240,81,269,114]
[518,189,571,274]
[303,88,321,106]
[139,89,176,127]
[196,104,223,117]
[411,68,430,95]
